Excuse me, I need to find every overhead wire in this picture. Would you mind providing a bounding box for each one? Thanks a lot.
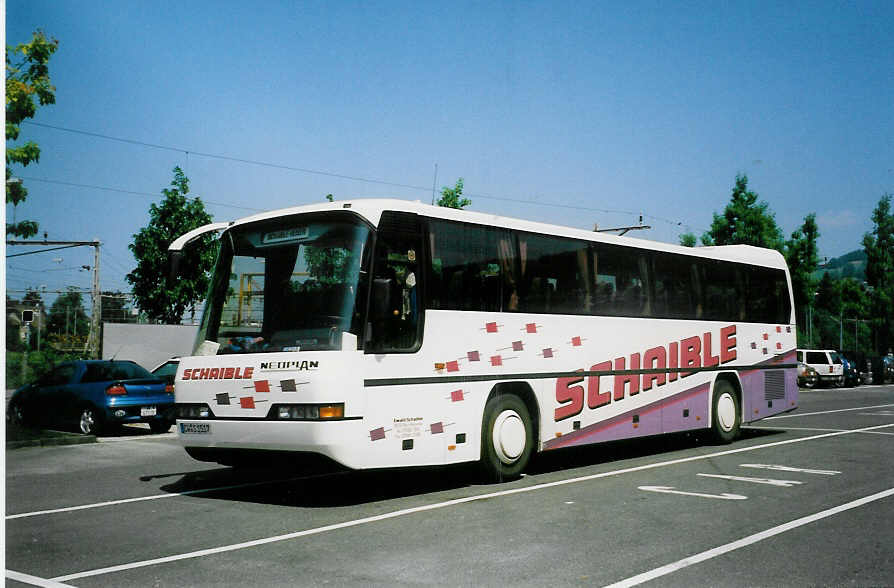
[21,120,699,231]
[16,176,263,213]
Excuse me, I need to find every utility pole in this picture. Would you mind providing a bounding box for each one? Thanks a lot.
[85,242,102,358]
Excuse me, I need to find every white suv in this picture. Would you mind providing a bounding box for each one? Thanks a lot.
[797,349,844,387]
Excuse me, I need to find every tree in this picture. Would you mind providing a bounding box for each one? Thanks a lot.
[679,232,697,247]
[438,178,471,209]
[815,272,840,315]
[126,167,216,324]
[785,213,820,313]
[22,289,44,309]
[46,289,89,349]
[840,278,871,353]
[100,291,136,323]
[862,194,894,353]
[6,30,59,238]
[701,175,784,251]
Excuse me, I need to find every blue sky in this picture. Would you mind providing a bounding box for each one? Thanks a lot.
[5,1,893,307]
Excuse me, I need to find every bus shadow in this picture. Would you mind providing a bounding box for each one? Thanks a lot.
[156,428,784,508]
[158,462,476,508]
[526,427,783,476]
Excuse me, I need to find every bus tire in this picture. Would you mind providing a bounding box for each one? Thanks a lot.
[480,394,533,482]
[710,379,740,444]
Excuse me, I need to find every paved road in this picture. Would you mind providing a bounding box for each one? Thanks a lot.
[6,384,894,587]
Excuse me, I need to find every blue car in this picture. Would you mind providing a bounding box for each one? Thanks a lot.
[840,356,861,387]
[7,360,174,435]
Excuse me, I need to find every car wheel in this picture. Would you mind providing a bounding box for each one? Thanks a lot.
[711,380,741,444]
[78,406,102,435]
[149,419,172,434]
[480,394,534,482]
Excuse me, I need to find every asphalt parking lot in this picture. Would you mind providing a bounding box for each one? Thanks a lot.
[6,384,894,587]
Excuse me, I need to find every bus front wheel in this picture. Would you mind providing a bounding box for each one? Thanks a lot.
[480,394,533,482]
[710,380,741,444]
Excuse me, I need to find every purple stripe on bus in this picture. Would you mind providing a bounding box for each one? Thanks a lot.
[544,383,710,450]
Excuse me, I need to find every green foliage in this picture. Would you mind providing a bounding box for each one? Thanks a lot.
[303,245,351,286]
[815,272,839,315]
[701,175,783,251]
[6,29,58,238]
[862,194,894,353]
[679,232,697,247]
[785,213,820,312]
[6,348,81,390]
[437,178,471,209]
[46,289,90,342]
[126,167,217,324]
[22,289,44,308]
[805,276,872,352]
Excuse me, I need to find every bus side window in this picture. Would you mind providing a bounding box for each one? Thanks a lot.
[427,219,515,313]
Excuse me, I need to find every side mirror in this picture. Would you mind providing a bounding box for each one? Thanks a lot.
[168,251,183,289]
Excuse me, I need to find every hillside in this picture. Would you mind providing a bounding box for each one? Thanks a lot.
[814,249,867,280]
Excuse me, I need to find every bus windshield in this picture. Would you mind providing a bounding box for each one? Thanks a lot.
[195,214,372,354]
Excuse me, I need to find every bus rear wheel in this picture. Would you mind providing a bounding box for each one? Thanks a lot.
[710,380,740,444]
[480,394,533,482]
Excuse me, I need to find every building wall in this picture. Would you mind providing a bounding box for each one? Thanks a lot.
[102,323,198,370]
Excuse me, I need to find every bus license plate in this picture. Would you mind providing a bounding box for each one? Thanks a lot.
[141,406,157,417]
[180,423,210,434]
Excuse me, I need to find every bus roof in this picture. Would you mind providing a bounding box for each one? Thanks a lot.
[223,198,789,270]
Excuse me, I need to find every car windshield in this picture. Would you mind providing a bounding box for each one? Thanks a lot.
[195,213,372,354]
[152,361,179,378]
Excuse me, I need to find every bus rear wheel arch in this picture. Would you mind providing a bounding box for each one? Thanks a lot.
[710,377,741,444]
[480,390,535,482]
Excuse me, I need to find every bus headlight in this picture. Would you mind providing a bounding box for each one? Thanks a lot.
[271,404,344,420]
[175,404,214,419]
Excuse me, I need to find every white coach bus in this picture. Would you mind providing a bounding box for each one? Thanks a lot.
[170,199,797,480]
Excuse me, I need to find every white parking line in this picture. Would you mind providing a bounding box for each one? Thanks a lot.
[696,473,803,487]
[5,569,75,587]
[739,464,840,475]
[48,423,894,583]
[638,486,747,500]
[765,403,894,419]
[604,487,894,588]
[6,477,305,520]
[752,425,894,436]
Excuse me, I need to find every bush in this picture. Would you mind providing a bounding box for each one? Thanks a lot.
[5,349,82,390]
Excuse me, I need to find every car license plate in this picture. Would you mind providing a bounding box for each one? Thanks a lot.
[180,422,210,434]
[141,406,157,417]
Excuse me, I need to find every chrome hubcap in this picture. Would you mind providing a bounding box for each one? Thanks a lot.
[80,410,95,434]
